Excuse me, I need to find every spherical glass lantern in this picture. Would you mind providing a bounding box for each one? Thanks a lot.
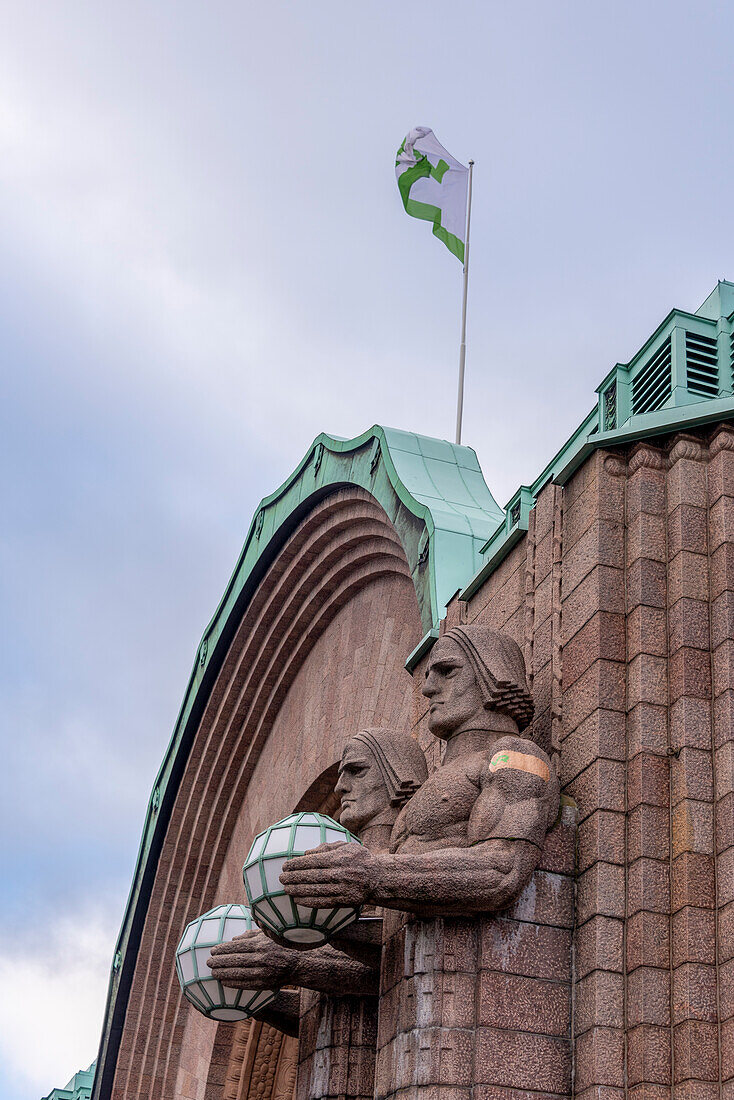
[175,903,276,1021]
[243,812,362,946]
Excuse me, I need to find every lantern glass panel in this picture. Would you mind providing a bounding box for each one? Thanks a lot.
[264,829,290,855]
[283,925,326,944]
[272,895,295,921]
[179,952,195,982]
[223,985,239,1006]
[194,947,211,975]
[295,825,322,850]
[272,897,291,922]
[264,858,285,893]
[248,835,266,859]
[253,902,278,931]
[222,916,250,940]
[185,988,207,1012]
[200,979,219,1003]
[329,907,356,929]
[180,923,196,950]
[197,919,221,943]
[213,1007,245,1022]
[245,865,264,900]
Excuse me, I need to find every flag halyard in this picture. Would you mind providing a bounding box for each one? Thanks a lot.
[395,127,468,262]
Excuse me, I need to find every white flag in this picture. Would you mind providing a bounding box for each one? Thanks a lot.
[395,126,468,262]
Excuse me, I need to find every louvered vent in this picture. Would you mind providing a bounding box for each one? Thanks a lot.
[686,331,719,398]
[730,329,734,390]
[631,338,672,415]
[603,382,617,431]
[509,500,521,527]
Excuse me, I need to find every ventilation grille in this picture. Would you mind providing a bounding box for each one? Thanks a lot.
[632,338,672,415]
[730,329,734,390]
[686,331,719,398]
[603,383,617,431]
[509,500,521,527]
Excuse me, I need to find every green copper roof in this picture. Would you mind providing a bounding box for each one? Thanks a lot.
[92,425,503,1099]
[460,280,734,603]
[42,1062,96,1100]
[209,425,504,640]
[94,282,734,1097]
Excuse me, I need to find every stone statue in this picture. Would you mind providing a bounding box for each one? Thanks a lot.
[279,627,559,918]
[208,726,429,995]
[338,726,429,847]
[211,630,559,1100]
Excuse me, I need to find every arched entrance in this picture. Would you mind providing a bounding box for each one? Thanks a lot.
[93,428,504,1100]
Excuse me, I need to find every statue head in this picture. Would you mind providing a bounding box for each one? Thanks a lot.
[336,727,429,836]
[421,626,534,741]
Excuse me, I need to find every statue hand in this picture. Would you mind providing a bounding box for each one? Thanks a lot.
[280,841,376,909]
[207,929,297,988]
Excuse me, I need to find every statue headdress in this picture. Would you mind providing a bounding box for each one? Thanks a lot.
[442,626,534,731]
[347,727,428,807]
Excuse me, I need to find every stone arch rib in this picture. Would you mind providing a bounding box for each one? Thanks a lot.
[105,489,413,1099]
[93,427,503,1100]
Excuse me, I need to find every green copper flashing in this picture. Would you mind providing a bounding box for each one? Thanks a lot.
[180,425,504,658]
[94,283,734,1095]
[405,626,442,671]
[92,425,503,1098]
[458,280,734,605]
[43,1062,96,1100]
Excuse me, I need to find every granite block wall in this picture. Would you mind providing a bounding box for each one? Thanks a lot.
[105,422,734,1100]
[403,425,734,1098]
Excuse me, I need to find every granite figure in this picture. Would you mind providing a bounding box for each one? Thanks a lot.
[280,627,559,918]
[208,727,428,995]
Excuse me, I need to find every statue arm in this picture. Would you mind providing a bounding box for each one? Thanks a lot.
[290,943,379,995]
[281,752,557,917]
[208,930,379,997]
[252,989,301,1037]
[366,831,543,916]
[281,835,542,917]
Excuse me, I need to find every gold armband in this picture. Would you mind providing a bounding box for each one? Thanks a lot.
[489,750,550,782]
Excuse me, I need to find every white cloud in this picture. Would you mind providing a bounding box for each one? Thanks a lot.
[0,27,482,473]
[0,905,116,1094]
[1,7,732,1098]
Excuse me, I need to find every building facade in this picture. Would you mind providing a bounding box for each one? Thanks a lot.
[93,282,734,1099]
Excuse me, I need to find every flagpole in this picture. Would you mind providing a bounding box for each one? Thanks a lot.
[455,159,474,445]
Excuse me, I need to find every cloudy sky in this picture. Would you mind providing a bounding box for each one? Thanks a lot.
[1,1,732,1095]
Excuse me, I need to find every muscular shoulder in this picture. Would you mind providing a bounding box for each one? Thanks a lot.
[471,735,559,848]
[484,736,553,786]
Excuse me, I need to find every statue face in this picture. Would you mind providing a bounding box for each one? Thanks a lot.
[422,637,486,739]
[336,741,389,835]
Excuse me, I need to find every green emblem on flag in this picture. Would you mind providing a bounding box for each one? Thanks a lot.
[395,127,469,263]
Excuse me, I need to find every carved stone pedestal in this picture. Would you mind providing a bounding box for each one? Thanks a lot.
[297,991,378,1100]
[374,808,576,1100]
